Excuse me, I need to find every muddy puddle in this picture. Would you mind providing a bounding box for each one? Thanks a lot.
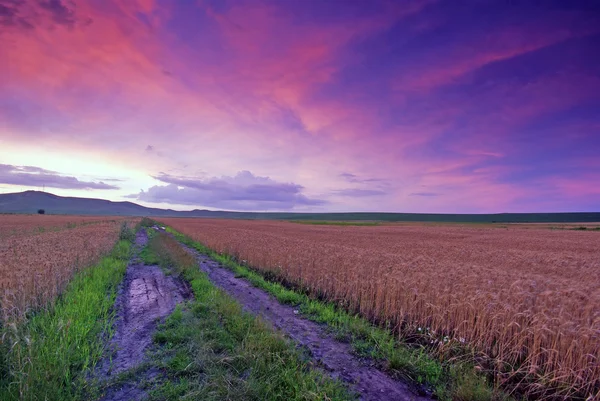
[96,230,190,401]
[183,244,431,401]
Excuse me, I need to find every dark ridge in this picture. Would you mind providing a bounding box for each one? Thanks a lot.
[0,191,599,222]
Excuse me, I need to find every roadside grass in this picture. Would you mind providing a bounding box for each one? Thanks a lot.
[164,226,516,401]
[0,239,132,401]
[290,220,380,226]
[141,232,355,400]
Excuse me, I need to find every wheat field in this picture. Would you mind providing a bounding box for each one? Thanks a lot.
[0,215,132,239]
[161,218,600,399]
[0,215,140,320]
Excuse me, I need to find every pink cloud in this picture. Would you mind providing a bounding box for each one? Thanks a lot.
[0,0,598,212]
[393,10,600,93]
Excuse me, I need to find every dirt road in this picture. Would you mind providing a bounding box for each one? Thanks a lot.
[96,231,190,400]
[183,243,431,401]
[94,229,431,400]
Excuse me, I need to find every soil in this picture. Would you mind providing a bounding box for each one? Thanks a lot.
[96,230,191,401]
[183,244,432,401]
[94,228,432,400]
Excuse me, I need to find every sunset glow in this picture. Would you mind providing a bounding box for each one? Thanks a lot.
[1,0,599,212]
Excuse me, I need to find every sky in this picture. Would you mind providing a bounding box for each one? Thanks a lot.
[1,0,599,213]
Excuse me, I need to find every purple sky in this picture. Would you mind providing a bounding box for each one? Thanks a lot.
[1,0,599,212]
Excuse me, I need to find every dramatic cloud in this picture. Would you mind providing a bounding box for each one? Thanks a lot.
[0,1,598,212]
[0,164,120,190]
[0,0,87,30]
[129,171,326,210]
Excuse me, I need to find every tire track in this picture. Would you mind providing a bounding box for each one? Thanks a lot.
[180,241,431,401]
[96,230,191,401]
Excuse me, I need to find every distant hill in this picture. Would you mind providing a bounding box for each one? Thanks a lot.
[0,191,291,218]
[0,191,214,217]
[0,191,599,223]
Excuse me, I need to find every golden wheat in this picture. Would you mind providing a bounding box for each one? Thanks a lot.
[0,215,140,320]
[0,214,130,238]
[160,218,600,399]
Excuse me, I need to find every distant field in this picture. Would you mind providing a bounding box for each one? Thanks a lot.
[290,220,380,226]
[0,214,133,239]
[161,218,600,399]
[278,211,600,223]
[0,215,140,319]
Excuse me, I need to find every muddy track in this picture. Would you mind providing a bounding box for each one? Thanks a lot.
[96,230,191,401]
[181,243,432,401]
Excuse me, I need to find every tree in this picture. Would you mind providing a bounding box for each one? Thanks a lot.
[37,209,45,215]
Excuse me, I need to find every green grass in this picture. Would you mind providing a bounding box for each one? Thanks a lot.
[0,240,132,401]
[141,232,355,400]
[164,226,515,401]
[290,220,380,226]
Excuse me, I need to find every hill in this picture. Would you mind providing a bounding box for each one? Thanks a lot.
[0,191,599,222]
[0,191,210,217]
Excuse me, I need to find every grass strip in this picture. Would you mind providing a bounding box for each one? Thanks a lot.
[142,231,355,400]
[165,226,516,401]
[0,239,132,401]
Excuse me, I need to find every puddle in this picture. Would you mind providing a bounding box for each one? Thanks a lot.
[96,230,190,400]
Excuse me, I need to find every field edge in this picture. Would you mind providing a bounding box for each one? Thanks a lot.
[162,223,516,401]
[0,234,134,401]
[137,229,356,400]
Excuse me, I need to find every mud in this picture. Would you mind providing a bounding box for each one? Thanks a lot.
[184,246,432,401]
[96,230,190,400]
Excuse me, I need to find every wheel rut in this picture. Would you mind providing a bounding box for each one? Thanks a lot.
[180,242,432,401]
[95,230,191,401]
